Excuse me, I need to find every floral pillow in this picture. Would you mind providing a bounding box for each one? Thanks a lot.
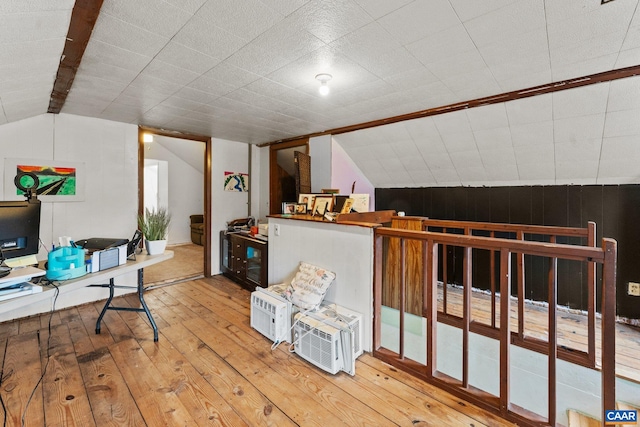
[286,262,336,310]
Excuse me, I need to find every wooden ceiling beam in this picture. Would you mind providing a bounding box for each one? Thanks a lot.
[258,64,640,148]
[48,0,104,114]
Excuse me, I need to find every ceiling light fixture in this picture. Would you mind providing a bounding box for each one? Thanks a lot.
[315,73,332,96]
[143,133,154,143]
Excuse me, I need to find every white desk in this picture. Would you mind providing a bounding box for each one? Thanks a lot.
[0,251,173,340]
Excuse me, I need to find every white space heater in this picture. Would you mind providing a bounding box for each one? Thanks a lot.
[293,304,363,376]
[250,290,289,343]
[250,285,298,343]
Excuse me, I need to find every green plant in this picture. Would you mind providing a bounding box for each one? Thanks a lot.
[138,207,171,241]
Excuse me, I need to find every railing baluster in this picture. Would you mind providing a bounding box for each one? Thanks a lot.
[443,227,448,315]
[548,257,558,426]
[587,221,596,367]
[601,238,617,417]
[463,246,471,388]
[399,237,406,359]
[490,231,496,328]
[426,239,438,377]
[517,231,525,338]
[499,247,511,415]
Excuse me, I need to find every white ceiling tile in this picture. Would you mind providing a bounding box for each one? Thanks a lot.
[607,75,640,112]
[458,166,488,183]
[505,94,552,125]
[427,49,487,81]
[431,169,461,185]
[173,15,248,60]
[514,144,555,165]
[554,114,605,144]
[408,169,437,185]
[551,53,618,82]
[353,0,413,20]
[486,164,519,182]
[433,109,471,134]
[466,103,508,131]
[615,46,640,68]
[400,155,428,171]
[554,138,602,163]
[511,121,554,147]
[407,25,476,66]
[390,140,421,158]
[290,0,373,44]
[603,109,640,138]
[441,131,477,153]
[474,127,513,150]
[552,83,610,120]
[140,59,201,86]
[382,157,407,173]
[449,149,482,168]
[464,0,545,47]
[555,160,599,183]
[378,0,461,45]
[480,146,516,167]
[92,13,169,57]
[0,0,74,13]
[0,10,71,43]
[101,0,193,38]
[197,0,285,41]
[154,41,221,75]
[162,0,207,14]
[600,135,640,161]
[442,67,501,100]
[449,0,519,22]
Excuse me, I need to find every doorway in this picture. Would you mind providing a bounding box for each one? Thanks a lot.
[138,127,212,283]
[269,138,309,214]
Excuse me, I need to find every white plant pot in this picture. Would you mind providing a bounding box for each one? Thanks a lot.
[145,239,167,255]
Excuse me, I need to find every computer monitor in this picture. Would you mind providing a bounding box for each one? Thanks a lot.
[0,199,41,264]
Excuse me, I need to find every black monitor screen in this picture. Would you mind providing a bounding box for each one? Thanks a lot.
[0,199,41,261]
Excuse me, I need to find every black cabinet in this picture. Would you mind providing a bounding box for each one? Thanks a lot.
[220,231,268,291]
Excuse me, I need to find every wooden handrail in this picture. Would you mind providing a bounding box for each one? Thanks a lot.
[373,224,616,427]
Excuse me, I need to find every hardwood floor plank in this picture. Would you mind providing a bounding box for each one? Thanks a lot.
[63,307,97,357]
[183,316,350,426]
[358,353,513,427]
[2,331,45,426]
[76,303,115,349]
[108,338,199,426]
[77,346,146,426]
[41,323,96,427]
[138,327,250,426]
[161,323,296,427]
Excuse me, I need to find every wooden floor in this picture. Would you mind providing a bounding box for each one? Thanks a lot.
[0,275,515,427]
[436,285,640,382]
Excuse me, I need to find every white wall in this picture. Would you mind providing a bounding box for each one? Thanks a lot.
[268,217,375,351]
[309,134,332,193]
[0,113,140,317]
[210,137,249,274]
[145,137,204,245]
[331,138,375,208]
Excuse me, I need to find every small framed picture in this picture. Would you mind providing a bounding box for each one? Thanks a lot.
[298,193,315,211]
[282,202,296,214]
[340,198,354,214]
[294,203,307,214]
[311,194,333,216]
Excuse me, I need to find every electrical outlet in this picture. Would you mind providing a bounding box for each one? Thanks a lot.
[274,224,280,236]
[628,282,640,296]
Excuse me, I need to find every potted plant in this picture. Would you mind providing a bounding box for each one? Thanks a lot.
[137,207,171,255]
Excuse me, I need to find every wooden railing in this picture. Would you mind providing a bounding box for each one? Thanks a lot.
[373,221,616,426]
[422,218,597,368]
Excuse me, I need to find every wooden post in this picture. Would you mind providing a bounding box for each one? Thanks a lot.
[548,257,557,426]
[587,221,596,367]
[462,246,471,388]
[601,238,617,418]
[426,240,438,377]
[499,248,511,415]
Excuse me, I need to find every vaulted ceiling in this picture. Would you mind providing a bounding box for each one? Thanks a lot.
[1,0,640,186]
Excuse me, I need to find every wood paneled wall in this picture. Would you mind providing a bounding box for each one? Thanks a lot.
[376,185,640,319]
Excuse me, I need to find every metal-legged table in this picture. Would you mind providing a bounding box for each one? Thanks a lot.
[95,267,159,341]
